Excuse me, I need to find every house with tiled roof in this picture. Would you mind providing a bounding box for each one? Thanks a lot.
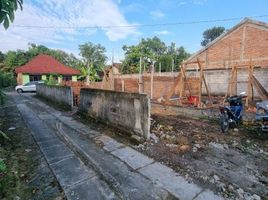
[15,54,80,85]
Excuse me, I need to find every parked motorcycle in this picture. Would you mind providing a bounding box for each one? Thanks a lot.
[219,92,247,133]
[255,101,268,132]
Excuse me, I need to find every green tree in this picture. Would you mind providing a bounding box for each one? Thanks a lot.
[0,0,23,29]
[140,36,166,61]
[121,36,167,73]
[0,51,5,69]
[121,37,190,73]
[79,42,107,83]
[201,26,225,46]
[2,51,18,72]
[0,51,5,62]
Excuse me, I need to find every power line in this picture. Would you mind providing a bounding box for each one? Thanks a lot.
[11,15,268,29]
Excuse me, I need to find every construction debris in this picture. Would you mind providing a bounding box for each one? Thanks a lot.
[137,114,268,199]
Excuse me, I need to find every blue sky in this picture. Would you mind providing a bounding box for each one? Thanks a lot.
[1,0,268,63]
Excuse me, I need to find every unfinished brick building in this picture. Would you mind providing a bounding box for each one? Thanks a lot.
[184,18,268,100]
[186,18,268,69]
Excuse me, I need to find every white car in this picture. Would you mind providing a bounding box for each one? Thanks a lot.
[15,81,44,93]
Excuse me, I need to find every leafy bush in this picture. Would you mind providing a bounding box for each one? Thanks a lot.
[0,72,16,88]
[0,160,6,172]
[45,75,58,85]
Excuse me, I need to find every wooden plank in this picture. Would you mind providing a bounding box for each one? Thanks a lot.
[251,75,268,100]
[230,66,237,96]
[150,63,154,99]
[197,59,212,105]
[246,62,253,107]
[197,59,203,105]
[179,67,184,98]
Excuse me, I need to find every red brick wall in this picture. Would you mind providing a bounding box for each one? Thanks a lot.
[186,22,268,69]
[113,76,198,99]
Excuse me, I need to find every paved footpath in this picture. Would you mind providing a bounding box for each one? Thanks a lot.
[12,92,224,200]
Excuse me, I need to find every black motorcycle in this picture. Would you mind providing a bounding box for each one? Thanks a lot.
[219,92,247,133]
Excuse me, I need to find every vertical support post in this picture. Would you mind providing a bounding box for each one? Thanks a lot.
[150,62,155,99]
[226,65,233,98]
[198,59,212,105]
[139,57,142,93]
[179,64,185,98]
[198,59,203,106]
[121,80,125,92]
[228,66,237,97]
[172,59,174,75]
[159,62,161,76]
[230,66,237,96]
[246,60,254,107]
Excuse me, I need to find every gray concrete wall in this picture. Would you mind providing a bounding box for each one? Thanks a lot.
[36,85,73,110]
[78,88,150,139]
[186,68,268,96]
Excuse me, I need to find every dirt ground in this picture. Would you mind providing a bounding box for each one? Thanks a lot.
[135,112,268,200]
[31,94,268,200]
[0,97,65,200]
[72,99,268,200]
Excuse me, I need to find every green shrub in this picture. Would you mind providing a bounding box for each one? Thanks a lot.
[0,160,6,172]
[0,72,16,88]
[45,74,58,86]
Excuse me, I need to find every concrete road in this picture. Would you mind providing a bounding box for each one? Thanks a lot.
[10,92,224,200]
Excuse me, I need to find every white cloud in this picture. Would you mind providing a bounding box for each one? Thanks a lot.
[173,0,206,6]
[0,0,138,52]
[122,3,143,13]
[154,30,171,35]
[150,10,165,19]
[192,0,207,5]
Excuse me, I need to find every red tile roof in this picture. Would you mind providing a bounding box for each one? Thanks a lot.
[15,54,80,75]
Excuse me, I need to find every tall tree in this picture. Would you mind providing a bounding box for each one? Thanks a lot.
[121,37,190,74]
[122,36,167,73]
[0,0,23,29]
[79,42,107,83]
[201,26,225,46]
